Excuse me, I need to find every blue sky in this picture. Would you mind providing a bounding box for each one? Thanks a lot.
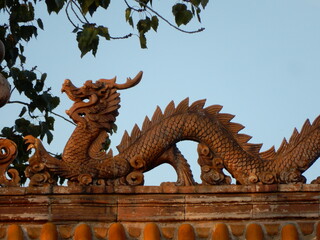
[2,0,320,185]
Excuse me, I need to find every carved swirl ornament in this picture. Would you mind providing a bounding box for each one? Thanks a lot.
[1,71,320,187]
[0,139,20,186]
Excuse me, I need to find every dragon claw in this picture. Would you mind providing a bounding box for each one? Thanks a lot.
[24,135,37,151]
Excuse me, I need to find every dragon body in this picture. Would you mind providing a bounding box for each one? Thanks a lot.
[25,72,320,186]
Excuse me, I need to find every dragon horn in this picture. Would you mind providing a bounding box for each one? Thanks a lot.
[99,71,143,90]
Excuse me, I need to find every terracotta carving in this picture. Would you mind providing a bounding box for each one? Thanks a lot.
[0,138,20,186]
[24,71,320,186]
[0,40,11,108]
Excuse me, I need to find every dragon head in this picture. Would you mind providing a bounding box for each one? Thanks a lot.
[61,71,143,131]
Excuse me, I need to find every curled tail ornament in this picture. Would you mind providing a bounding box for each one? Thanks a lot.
[0,138,20,187]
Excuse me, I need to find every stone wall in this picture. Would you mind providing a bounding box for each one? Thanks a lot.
[0,184,319,239]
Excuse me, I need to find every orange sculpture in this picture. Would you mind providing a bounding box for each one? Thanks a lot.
[0,138,20,186]
[22,71,320,186]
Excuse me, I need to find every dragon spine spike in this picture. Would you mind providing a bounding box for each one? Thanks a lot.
[237,134,253,143]
[300,119,312,137]
[276,138,289,155]
[117,130,130,152]
[142,116,151,132]
[175,98,189,113]
[242,143,263,155]
[204,104,223,115]
[259,146,276,159]
[289,128,300,145]
[189,99,206,111]
[216,113,235,125]
[227,122,245,134]
[130,124,142,141]
[275,116,320,157]
[106,149,113,158]
[313,115,320,125]
[163,101,176,118]
[151,106,164,123]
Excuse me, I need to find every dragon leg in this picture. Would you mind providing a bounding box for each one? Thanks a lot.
[24,135,67,186]
[157,144,196,186]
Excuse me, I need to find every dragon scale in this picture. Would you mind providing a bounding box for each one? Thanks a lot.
[98,100,320,184]
[24,72,320,186]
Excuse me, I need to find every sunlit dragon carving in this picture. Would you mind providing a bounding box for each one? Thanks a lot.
[22,71,320,186]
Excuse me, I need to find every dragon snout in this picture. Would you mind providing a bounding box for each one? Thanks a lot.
[61,79,71,92]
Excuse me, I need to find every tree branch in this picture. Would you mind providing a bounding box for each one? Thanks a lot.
[134,0,205,34]
[109,33,133,40]
[7,101,76,126]
[124,0,146,12]
[70,0,90,24]
[50,111,76,126]
[7,100,29,106]
[66,1,78,28]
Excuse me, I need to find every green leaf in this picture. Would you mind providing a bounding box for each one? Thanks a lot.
[6,47,19,68]
[46,129,53,143]
[190,0,201,7]
[37,18,44,30]
[125,8,131,22]
[76,25,99,57]
[50,96,60,110]
[191,5,195,15]
[15,118,31,135]
[80,0,95,15]
[97,26,110,40]
[172,4,193,26]
[20,26,37,41]
[102,137,110,150]
[40,73,47,82]
[201,0,209,9]
[72,27,80,33]
[38,91,60,111]
[151,16,159,32]
[139,33,147,49]
[18,44,24,53]
[99,0,110,9]
[18,54,26,64]
[0,26,6,40]
[196,8,201,22]
[19,107,27,117]
[11,68,36,94]
[35,79,44,92]
[10,3,35,22]
[54,0,65,11]
[111,124,117,134]
[128,16,134,28]
[45,0,65,14]
[1,127,14,138]
[45,116,55,130]
[137,17,151,34]
[88,2,98,16]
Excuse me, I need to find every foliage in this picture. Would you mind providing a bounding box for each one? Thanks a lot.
[0,0,208,185]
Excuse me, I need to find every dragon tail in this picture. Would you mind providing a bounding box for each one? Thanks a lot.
[259,115,320,173]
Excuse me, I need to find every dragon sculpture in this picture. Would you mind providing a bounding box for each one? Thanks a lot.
[20,71,320,186]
